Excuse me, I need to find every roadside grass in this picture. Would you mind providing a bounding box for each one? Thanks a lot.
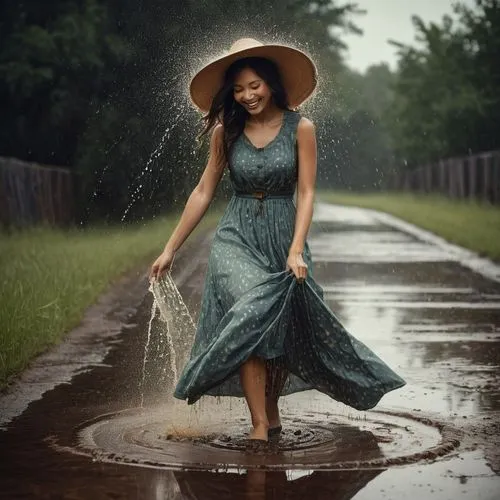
[0,209,222,389]
[317,191,500,262]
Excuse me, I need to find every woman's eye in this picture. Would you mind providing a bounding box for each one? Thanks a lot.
[234,84,260,93]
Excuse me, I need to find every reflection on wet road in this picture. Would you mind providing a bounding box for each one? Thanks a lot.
[308,204,500,418]
[0,202,499,499]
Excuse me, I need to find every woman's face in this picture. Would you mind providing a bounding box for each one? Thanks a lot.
[233,67,273,115]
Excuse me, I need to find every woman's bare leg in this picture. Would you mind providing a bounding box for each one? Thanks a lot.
[245,470,266,498]
[265,358,288,429]
[265,397,281,429]
[240,357,269,441]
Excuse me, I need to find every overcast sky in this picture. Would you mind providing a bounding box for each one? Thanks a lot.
[342,0,476,73]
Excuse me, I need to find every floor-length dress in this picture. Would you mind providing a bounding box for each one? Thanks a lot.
[173,109,406,409]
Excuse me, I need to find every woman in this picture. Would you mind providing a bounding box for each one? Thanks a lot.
[149,38,405,446]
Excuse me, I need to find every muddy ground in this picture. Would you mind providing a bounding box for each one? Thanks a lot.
[0,203,499,499]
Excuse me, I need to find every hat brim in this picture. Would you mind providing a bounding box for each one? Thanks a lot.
[189,44,318,113]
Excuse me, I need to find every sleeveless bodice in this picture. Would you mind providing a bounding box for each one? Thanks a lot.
[228,109,301,193]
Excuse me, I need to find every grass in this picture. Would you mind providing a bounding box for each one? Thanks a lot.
[0,208,222,389]
[317,191,500,262]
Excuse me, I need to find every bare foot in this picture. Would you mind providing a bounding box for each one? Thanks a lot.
[249,421,269,441]
[266,398,281,429]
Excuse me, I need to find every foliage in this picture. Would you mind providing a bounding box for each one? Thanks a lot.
[387,0,500,167]
[0,0,130,167]
[0,0,362,222]
[4,0,497,205]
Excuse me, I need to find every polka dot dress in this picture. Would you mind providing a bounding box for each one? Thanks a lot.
[173,110,406,409]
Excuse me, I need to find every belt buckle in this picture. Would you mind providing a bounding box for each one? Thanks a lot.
[252,191,266,216]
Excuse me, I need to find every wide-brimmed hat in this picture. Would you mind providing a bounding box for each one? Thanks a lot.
[189,38,318,113]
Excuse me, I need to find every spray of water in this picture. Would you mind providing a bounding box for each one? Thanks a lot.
[140,271,248,438]
[121,107,185,222]
[141,272,196,403]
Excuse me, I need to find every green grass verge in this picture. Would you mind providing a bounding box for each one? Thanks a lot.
[317,191,500,262]
[0,209,222,389]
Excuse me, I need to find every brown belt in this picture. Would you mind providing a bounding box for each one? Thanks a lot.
[234,190,294,215]
[234,190,294,199]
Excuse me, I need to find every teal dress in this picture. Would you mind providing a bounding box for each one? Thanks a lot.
[174,109,405,409]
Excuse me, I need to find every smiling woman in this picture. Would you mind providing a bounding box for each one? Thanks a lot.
[149,38,406,448]
[197,52,297,165]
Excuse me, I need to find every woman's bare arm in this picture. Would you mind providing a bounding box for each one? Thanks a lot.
[286,117,317,282]
[163,124,225,254]
[290,117,317,254]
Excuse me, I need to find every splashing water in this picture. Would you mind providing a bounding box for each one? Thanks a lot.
[140,272,196,408]
[121,107,185,222]
[139,272,248,438]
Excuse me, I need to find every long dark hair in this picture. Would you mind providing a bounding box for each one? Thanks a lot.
[199,57,289,168]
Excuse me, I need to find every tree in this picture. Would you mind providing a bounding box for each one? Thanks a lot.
[387,0,500,167]
[1,0,364,222]
[0,0,129,167]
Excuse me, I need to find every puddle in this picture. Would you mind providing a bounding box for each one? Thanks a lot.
[72,407,459,470]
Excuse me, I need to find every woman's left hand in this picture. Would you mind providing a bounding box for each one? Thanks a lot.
[286,251,308,283]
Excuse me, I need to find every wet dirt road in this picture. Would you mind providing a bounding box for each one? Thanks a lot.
[1,202,499,499]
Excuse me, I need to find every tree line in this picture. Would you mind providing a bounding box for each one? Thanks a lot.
[1,0,498,224]
[317,0,500,191]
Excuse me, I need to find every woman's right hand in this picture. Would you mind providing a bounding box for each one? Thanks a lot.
[149,248,176,282]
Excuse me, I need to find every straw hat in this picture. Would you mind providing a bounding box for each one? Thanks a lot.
[189,38,317,113]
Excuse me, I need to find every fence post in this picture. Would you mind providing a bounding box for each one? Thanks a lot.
[483,154,490,202]
[439,160,446,195]
[448,159,456,198]
[468,156,477,200]
[493,153,500,204]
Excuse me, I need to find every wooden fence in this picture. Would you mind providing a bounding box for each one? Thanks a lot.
[0,157,74,229]
[389,150,500,204]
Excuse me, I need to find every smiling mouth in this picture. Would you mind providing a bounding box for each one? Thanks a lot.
[244,99,261,109]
